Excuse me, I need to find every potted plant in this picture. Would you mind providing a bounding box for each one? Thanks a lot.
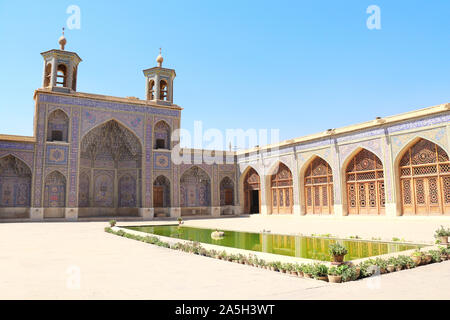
[109,219,116,227]
[328,243,348,264]
[295,264,304,277]
[327,266,342,283]
[177,217,183,226]
[386,257,396,272]
[411,250,423,266]
[268,262,278,272]
[374,258,388,274]
[302,264,313,278]
[439,247,449,261]
[434,225,450,244]
[341,265,358,282]
[312,263,329,282]
[423,252,433,264]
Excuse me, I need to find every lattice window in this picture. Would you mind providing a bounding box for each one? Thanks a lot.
[304,157,334,214]
[399,138,450,215]
[346,149,385,215]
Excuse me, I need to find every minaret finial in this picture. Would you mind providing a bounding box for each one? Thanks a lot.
[59,27,67,50]
[156,48,164,67]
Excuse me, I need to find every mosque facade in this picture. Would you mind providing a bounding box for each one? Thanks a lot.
[0,36,449,221]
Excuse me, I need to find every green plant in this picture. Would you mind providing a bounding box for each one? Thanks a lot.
[427,250,442,263]
[340,265,357,282]
[109,220,116,227]
[434,225,450,238]
[177,217,183,224]
[311,263,328,279]
[328,242,348,257]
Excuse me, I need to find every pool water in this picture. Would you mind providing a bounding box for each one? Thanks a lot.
[124,225,422,262]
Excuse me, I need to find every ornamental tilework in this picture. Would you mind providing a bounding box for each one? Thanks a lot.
[154,152,171,170]
[38,94,180,117]
[68,108,80,207]
[46,145,68,165]
[33,106,47,207]
[0,151,34,170]
[144,117,153,207]
[391,127,448,159]
[81,109,144,141]
[338,138,383,165]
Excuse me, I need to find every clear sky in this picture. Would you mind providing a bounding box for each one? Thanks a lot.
[0,1,449,149]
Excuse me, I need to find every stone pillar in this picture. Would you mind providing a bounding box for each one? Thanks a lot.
[155,74,161,100]
[66,62,73,90]
[211,207,221,217]
[331,138,345,217]
[139,208,154,220]
[65,208,78,221]
[30,208,44,221]
[291,154,301,216]
[50,57,57,87]
[383,129,398,217]
[170,207,181,218]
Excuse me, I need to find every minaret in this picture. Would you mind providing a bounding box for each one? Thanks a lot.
[143,49,176,104]
[41,28,82,92]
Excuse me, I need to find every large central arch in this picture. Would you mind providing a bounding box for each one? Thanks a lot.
[78,120,142,217]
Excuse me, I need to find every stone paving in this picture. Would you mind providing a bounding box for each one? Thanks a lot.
[0,216,449,299]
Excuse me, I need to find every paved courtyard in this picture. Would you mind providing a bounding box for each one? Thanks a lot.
[0,216,449,300]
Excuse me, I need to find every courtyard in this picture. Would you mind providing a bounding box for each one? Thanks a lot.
[1,215,450,300]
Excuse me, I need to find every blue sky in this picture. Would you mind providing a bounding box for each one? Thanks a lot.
[0,0,449,148]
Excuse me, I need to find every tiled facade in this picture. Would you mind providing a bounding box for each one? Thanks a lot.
[0,40,449,221]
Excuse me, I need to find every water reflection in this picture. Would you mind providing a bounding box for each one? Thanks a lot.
[126,225,421,262]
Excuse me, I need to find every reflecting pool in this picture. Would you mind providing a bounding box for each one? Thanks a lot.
[124,225,422,261]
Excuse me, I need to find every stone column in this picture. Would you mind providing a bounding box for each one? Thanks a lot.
[331,138,345,217]
[383,129,398,217]
[291,154,301,216]
[50,57,57,87]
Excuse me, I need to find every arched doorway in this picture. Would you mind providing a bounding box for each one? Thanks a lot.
[345,149,385,215]
[304,157,334,214]
[220,177,235,215]
[44,171,66,218]
[270,163,293,214]
[243,168,260,214]
[399,138,450,215]
[79,120,142,217]
[153,175,170,217]
[0,155,31,210]
[180,166,211,216]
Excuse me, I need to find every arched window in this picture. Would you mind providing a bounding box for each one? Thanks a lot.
[0,155,31,207]
[270,163,293,214]
[160,80,168,101]
[304,157,334,214]
[346,149,385,215]
[46,110,69,142]
[44,63,52,87]
[44,171,66,208]
[153,176,170,208]
[154,121,171,150]
[243,168,260,214]
[56,64,67,87]
[148,80,155,100]
[399,138,450,215]
[47,110,69,142]
[220,177,234,206]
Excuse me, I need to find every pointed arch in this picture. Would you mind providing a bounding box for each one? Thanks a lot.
[153,175,171,208]
[47,109,69,142]
[0,155,31,207]
[269,162,293,214]
[240,166,261,214]
[344,148,385,215]
[302,156,334,215]
[220,176,234,206]
[78,120,142,216]
[180,166,211,211]
[154,120,171,150]
[44,171,66,208]
[397,137,450,215]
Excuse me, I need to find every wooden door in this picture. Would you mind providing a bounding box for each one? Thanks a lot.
[153,186,164,208]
